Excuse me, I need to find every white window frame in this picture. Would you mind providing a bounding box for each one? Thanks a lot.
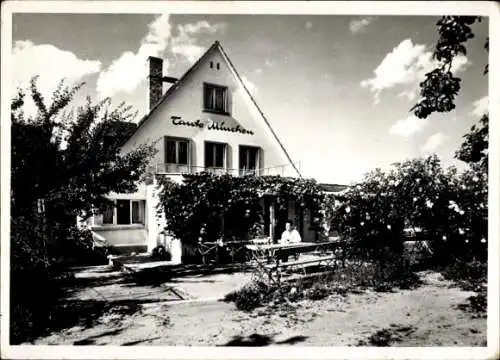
[100,199,146,226]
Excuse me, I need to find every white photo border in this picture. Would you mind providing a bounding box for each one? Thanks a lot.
[1,1,499,359]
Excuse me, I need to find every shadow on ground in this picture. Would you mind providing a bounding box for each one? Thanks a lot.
[17,299,145,344]
[73,327,128,345]
[69,262,253,288]
[220,333,308,346]
[15,262,253,343]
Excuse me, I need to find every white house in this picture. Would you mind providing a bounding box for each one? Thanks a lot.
[87,41,319,261]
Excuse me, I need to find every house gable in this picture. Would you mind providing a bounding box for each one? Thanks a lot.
[121,41,301,177]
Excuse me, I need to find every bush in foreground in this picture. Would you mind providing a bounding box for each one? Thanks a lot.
[224,260,423,311]
[224,281,272,312]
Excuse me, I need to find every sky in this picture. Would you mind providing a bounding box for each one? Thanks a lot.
[11,12,489,185]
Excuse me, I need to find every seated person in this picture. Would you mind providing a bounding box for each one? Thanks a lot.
[278,219,302,262]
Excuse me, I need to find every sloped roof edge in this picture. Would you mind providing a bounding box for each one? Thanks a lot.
[118,41,220,148]
[216,43,302,178]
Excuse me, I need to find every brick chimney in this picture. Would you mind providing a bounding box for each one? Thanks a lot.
[147,56,164,112]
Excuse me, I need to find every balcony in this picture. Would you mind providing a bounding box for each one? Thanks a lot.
[154,163,300,177]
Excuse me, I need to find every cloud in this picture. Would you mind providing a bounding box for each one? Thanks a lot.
[171,20,227,64]
[389,115,428,137]
[471,96,489,117]
[96,14,172,98]
[349,16,374,34]
[241,75,257,95]
[96,16,227,98]
[422,132,447,152]
[306,21,313,31]
[264,58,274,68]
[397,90,417,101]
[12,40,101,117]
[361,39,470,104]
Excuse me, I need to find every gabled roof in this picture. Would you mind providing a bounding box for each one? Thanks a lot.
[120,41,301,177]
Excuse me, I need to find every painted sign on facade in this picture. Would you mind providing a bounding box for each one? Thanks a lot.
[171,115,254,135]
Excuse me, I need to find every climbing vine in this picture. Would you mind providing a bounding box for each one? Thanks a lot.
[156,174,325,246]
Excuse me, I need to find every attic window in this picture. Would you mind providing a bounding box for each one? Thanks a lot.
[216,63,220,70]
[210,61,213,68]
[203,83,229,114]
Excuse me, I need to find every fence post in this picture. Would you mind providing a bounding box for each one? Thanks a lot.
[36,198,48,271]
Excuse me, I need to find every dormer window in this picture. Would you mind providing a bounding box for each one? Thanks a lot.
[203,83,229,115]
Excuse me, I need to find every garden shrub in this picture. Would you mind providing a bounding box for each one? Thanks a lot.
[442,260,487,283]
[457,290,487,317]
[358,325,417,346]
[305,283,331,300]
[468,292,487,314]
[327,155,487,285]
[224,281,272,311]
[441,259,487,293]
[10,216,110,344]
[151,245,172,261]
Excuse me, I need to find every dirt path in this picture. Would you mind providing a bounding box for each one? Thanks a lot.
[30,271,486,346]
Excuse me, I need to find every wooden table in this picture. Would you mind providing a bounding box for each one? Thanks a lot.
[245,241,338,285]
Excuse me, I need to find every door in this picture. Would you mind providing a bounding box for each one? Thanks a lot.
[295,202,305,237]
[263,197,271,237]
[274,199,289,242]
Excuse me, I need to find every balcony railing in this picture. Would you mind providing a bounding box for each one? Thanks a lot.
[154,163,300,177]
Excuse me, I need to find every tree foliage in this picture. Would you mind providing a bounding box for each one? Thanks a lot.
[455,114,489,171]
[11,77,157,224]
[156,174,325,247]
[411,16,489,171]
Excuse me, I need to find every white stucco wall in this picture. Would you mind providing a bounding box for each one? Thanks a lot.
[120,47,298,177]
[93,225,147,246]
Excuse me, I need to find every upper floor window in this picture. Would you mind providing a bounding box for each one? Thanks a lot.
[205,141,227,169]
[239,145,260,175]
[203,83,229,114]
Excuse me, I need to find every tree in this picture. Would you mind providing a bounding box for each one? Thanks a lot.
[11,77,156,226]
[411,16,489,171]
[11,77,158,271]
[10,77,157,343]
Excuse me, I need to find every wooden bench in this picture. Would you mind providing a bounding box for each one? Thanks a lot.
[262,255,338,283]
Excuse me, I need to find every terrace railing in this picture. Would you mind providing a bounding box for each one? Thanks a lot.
[154,162,301,177]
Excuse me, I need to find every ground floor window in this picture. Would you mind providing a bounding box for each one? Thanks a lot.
[102,203,114,224]
[101,199,146,225]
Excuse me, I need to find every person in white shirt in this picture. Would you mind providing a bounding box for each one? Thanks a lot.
[279,219,302,262]
[280,219,302,245]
